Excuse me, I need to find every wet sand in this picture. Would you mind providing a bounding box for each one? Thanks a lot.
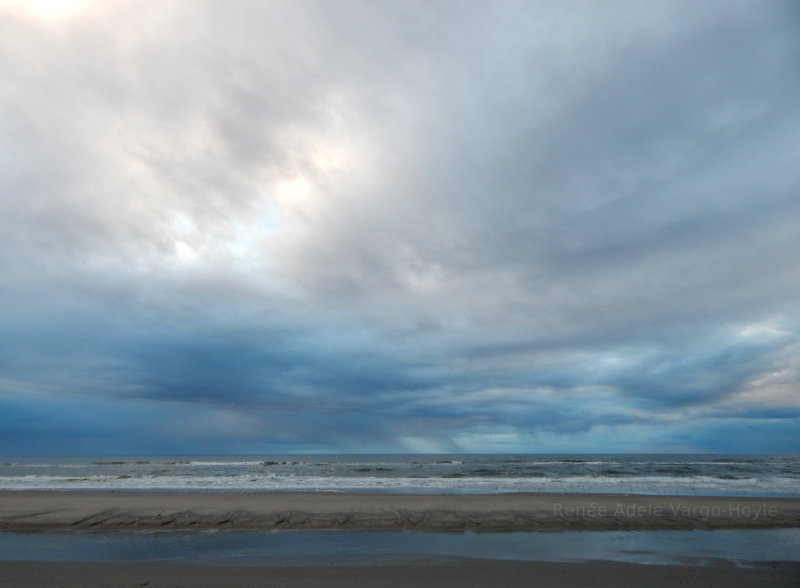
[1,558,798,587]
[1,491,799,532]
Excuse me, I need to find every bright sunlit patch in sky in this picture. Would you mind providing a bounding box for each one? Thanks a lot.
[174,240,198,263]
[275,177,315,216]
[12,0,86,19]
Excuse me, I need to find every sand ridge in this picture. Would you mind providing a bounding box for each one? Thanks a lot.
[1,491,799,532]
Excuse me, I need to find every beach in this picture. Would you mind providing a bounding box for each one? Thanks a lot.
[2,491,799,586]
[2,490,799,532]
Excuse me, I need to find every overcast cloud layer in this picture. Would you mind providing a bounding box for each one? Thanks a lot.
[1,0,799,455]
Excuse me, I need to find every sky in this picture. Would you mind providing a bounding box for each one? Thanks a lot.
[1,0,799,456]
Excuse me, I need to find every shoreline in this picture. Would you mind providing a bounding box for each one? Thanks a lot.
[1,558,798,588]
[2,491,799,532]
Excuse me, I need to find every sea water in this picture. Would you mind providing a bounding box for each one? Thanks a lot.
[0,529,798,567]
[1,454,798,496]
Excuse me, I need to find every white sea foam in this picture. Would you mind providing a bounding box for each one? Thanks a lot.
[1,474,797,495]
[1,463,84,468]
[178,461,266,467]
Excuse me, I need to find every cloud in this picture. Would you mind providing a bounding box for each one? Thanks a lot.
[1,0,799,453]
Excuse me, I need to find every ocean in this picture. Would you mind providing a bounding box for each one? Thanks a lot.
[1,454,798,496]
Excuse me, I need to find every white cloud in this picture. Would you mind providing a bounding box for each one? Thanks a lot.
[1,0,799,452]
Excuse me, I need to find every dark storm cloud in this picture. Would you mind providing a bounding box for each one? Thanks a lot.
[1,0,799,453]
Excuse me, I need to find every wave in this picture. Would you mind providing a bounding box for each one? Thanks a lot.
[1,474,797,496]
[178,461,267,467]
[0,463,86,468]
